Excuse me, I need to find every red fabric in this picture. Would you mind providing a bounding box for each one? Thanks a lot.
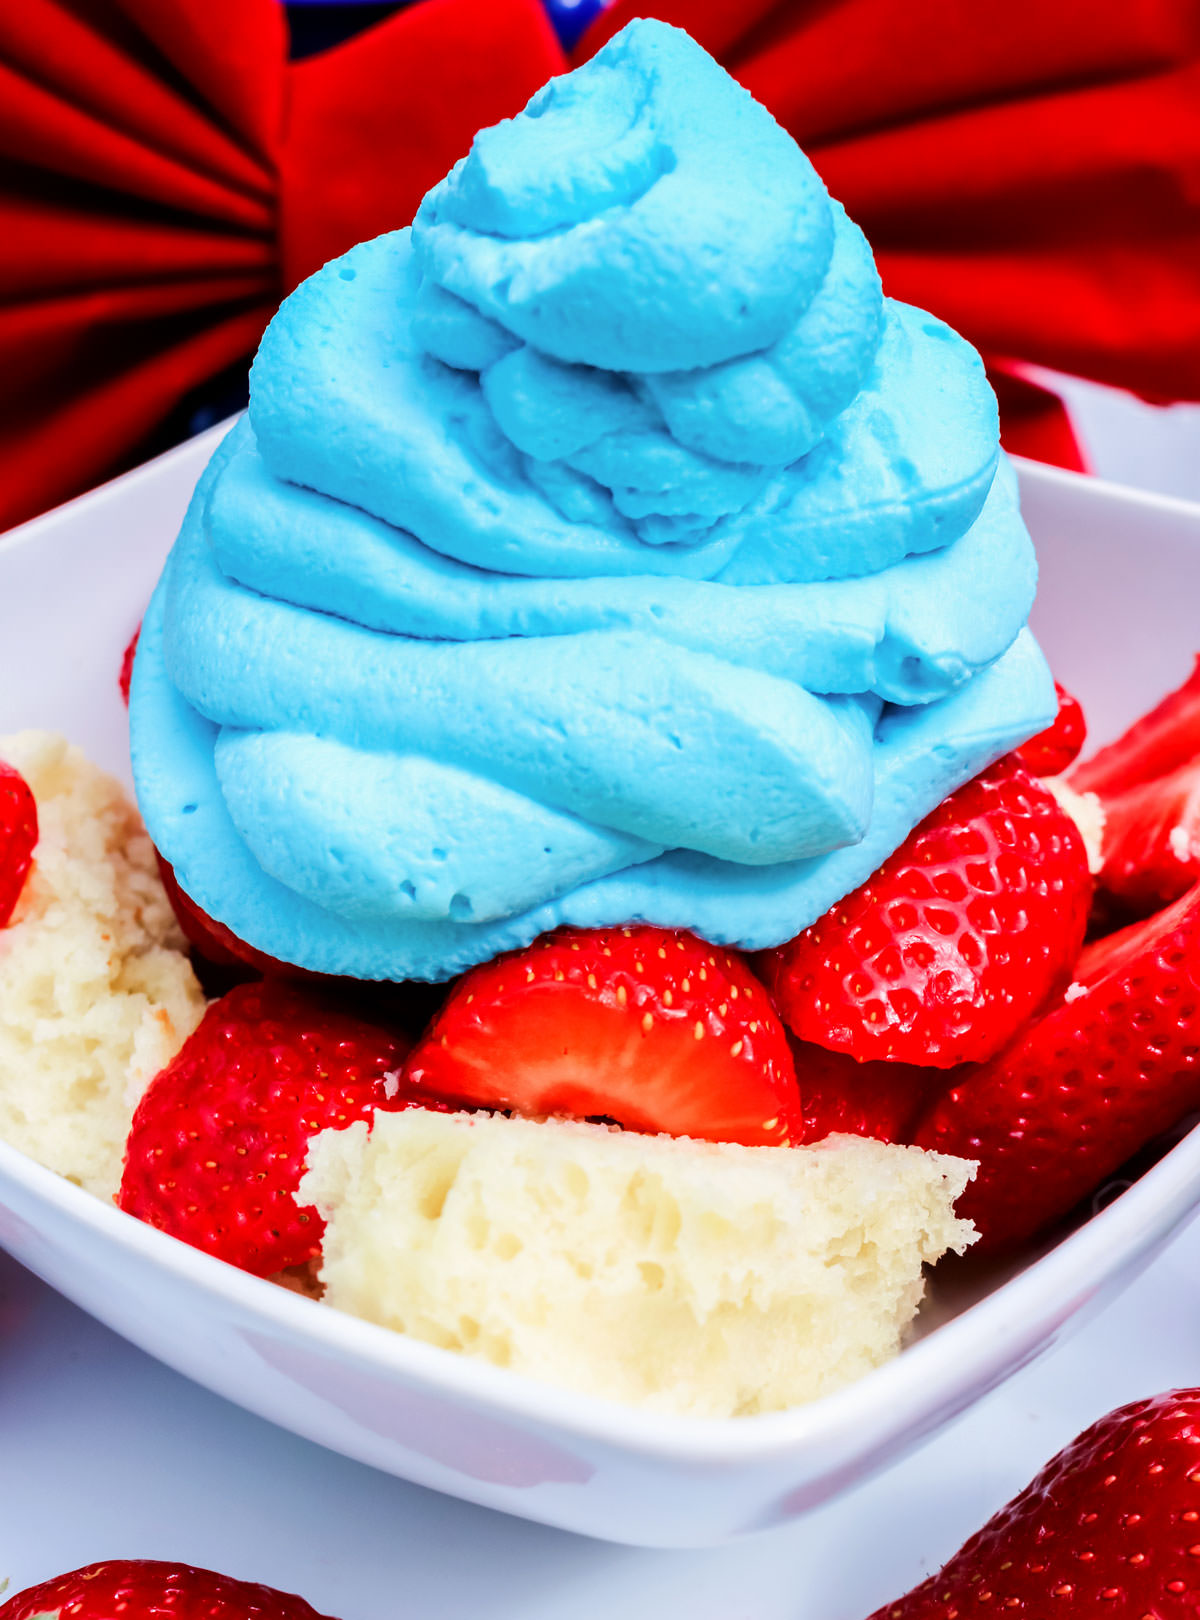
[4,0,1199,529]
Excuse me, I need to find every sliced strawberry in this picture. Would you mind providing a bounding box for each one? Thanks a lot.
[913,882,1200,1251]
[791,1038,940,1144]
[1014,679,1086,777]
[118,624,140,707]
[0,759,37,927]
[0,1560,337,1620]
[404,926,802,1147]
[1071,652,1200,797]
[119,979,414,1276]
[1096,755,1200,914]
[873,1391,1200,1618]
[156,851,290,976]
[758,756,1092,1069]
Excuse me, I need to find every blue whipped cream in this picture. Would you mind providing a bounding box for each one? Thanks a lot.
[130,19,1054,982]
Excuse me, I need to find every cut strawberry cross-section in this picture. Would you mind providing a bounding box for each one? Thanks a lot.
[403,925,802,1147]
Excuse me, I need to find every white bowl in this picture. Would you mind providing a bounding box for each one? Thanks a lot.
[2,429,1200,1548]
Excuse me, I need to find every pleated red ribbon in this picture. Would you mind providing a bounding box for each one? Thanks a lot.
[4,0,1199,530]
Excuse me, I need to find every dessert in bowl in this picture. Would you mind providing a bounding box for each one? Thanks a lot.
[3,19,1200,1541]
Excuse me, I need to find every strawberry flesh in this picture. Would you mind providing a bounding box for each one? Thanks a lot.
[1072,652,1200,796]
[119,979,413,1276]
[913,881,1200,1251]
[790,1037,941,1144]
[0,759,37,927]
[0,1560,337,1620]
[872,1390,1200,1617]
[1014,679,1086,777]
[404,926,803,1147]
[1097,756,1200,914]
[118,624,140,707]
[759,756,1092,1069]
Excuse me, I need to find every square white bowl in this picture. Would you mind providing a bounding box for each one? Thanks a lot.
[1,429,1199,1548]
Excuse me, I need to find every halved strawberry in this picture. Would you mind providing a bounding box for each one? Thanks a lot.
[0,1560,337,1620]
[403,926,802,1146]
[0,759,37,927]
[1071,653,1200,796]
[1014,680,1086,777]
[758,756,1092,1069]
[1095,755,1200,913]
[913,881,1200,1251]
[790,1038,940,1144]
[119,979,414,1276]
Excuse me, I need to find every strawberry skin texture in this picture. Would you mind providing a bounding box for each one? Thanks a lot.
[791,1038,940,1144]
[119,979,412,1276]
[0,1560,338,1620]
[404,926,803,1147]
[871,1390,1200,1617]
[1014,679,1086,777]
[759,757,1092,1069]
[914,881,1200,1252]
[1097,757,1200,914]
[0,759,37,927]
[1072,652,1200,797]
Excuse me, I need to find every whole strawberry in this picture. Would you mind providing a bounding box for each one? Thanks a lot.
[759,756,1092,1068]
[871,1390,1200,1617]
[0,1560,337,1619]
[1014,679,1086,777]
[404,925,802,1146]
[0,758,37,927]
[914,879,1200,1251]
[119,979,413,1276]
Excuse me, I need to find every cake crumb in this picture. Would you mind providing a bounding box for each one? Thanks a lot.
[0,732,206,1199]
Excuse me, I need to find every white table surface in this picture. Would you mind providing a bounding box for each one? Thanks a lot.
[3,385,1200,1615]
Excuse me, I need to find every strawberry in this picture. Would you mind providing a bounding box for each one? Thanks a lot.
[156,851,296,977]
[0,1560,337,1620]
[1072,653,1200,797]
[758,756,1092,1069]
[1014,679,1086,777]
[871,1389,1200,1618]
[0,759,37,927]
[1096,756,1200,914]
[913,880,1200,1251]
[403,925,802,1146]
[118,623,140,706]
[790,1038,939,1144]
[119,979,414,1276]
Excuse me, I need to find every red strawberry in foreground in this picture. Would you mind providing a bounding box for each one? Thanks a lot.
[914,879,1200,1252]
[1014,679,1086,777]
[791,1039,938,1144]
[871,1390,1200,1617]
[0,758,37,927]
[404,926,802,1147]
[759,756,1092,1069]
[0,1560,337,1620]
[119,979,414,1276]
[1072,653,1200,798]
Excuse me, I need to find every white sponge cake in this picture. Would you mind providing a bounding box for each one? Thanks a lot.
[302,1108,976,1418]
[0,731,205,1199]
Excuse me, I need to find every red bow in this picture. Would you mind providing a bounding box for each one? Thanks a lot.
[4,0,1199,532]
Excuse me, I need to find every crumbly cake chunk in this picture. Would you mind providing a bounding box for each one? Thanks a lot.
[0,732,205,1198]
[302,1109,976,1418]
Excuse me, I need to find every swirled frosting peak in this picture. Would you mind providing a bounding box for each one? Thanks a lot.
[130,20,1055,982]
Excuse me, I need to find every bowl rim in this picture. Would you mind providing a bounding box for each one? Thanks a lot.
[4,1114,1199,1465]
